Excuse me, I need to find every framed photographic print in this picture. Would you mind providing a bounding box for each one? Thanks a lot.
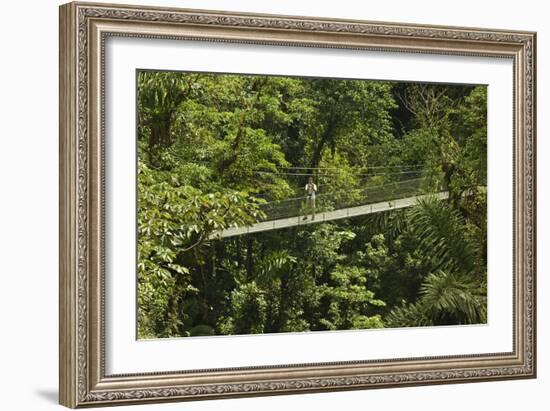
[59,2,537,408]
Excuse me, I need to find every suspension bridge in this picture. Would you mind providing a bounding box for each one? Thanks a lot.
[211,173,448,239]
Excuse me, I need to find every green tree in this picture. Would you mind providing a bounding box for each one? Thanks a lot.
[135,70,488,338]
[385,197,487,327]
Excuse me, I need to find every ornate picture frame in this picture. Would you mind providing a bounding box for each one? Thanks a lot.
[59,2,536,408]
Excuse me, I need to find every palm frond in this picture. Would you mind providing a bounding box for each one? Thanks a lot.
[385,301,432,328]
[407,197,477,273]
[420,270,487,325]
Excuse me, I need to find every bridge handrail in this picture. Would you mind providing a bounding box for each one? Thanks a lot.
[259,175,426,206]
[258,176,433,222]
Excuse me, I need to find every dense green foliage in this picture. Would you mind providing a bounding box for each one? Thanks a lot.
[136,71,487,338]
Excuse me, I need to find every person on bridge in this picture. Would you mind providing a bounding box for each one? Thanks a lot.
[303,177,318,221]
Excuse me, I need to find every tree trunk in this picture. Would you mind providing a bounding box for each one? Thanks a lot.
[308,117,336,184]
[246,237,254,282]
